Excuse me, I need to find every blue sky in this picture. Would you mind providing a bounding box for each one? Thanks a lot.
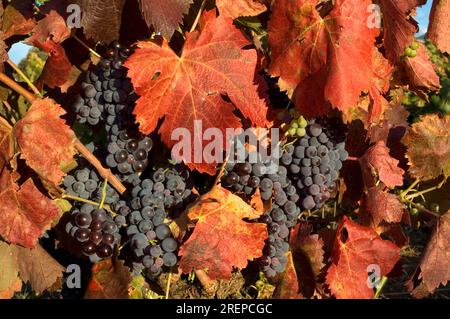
[416,1,433,36]
[7,1,434,64]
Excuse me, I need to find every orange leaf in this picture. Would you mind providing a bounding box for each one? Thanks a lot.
[0,241,22,299]
[378,0,426,63]
[0,116,15,172]
[402,114,450,181]
[26,10,70,45]
[326,216,400,299]
[216,0,267,19]
[125,10,268,174]
[268,0,392,121]
[15,98,76,188]
[85,259,132,299]
[179,185,268,279]
[359,141,404,188]
[250,188,264,215]
[0,170,60,248]
[428,0,450,54]
[401,43,440,95]
[1,4,36,40]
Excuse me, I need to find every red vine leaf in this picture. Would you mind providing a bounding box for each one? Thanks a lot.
[14,244,64,294]
[359,141,405,188]
[362,186,405,227]
[0,116,15,172]
[402,114,450,181]
[290,224,325,279]
[25,9,72,88]
[216,0,267,19]
[27,10,71,45]
[85,259,132,299]
[0,169,61,248]
[268,0,392,121]
[125,10,268,174]
[326,216,401,299]
[15,98,76,187]
[179,185,268,280]
[427,0,450,54]
[401,43,440,95]
[273,251,303,299]
[411,210,450,296]
[139,0,193,38]
[378,0,426,63]
[77,0,126,44]
[33,40,72,88]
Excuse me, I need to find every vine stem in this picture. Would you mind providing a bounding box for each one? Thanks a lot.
[165,271,172,299]
[0,71,126,194]
[195,270,217,293]
[404,177,446,201]
[347,156,359,161]
[402,198,440,218]
[62,193,116,215]
[7,59,42,96]
[72,35,101,58]
[190,0,207,32]
[374,277,388,299]
[0,72,36,103]
[75,140,126,194]
[400,178,420,198]
[99,178,108,209]
[2,100,17,124]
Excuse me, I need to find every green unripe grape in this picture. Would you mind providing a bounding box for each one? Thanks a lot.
[430,94,441,106]
[297,116,307,128]
[296,127,306,137]
[288,127,297,136]
[290,120,299,129]
[402,96,411,105]
[410,42,419,50]
[440,99,450,114]
[410,94,420,104]
[445,66,450,77]
[416,99,426,108]
[410,208,419,216]
[405,47,417,58]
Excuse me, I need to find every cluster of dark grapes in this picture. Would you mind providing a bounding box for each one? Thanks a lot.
[105,130,153,182]
[222,150,301,277]
[64,167,120,205]
[65,204,121,263]
[72,43,134,128]
[287,120,347,211]
[259,203,293,277]
[112,166,194,276]
[221,119,347,278]
[72,43,153,181]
